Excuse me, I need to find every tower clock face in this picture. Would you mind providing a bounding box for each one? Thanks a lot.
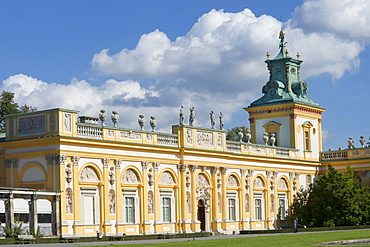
[269,89,277,96]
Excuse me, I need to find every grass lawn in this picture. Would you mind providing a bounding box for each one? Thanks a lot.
[90,230,370,247]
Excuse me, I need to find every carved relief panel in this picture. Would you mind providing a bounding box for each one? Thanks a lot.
[122,169,140,184]
[18,115,46,137]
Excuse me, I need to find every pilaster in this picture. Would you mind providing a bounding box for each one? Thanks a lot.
[101,158,110,235]
[141,161,150,234]
[220,167,228,229]
[190,165,199,232]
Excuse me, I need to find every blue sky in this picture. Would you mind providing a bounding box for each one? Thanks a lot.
[0,0,369,151]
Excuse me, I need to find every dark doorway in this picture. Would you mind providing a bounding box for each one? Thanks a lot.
[197,199,205,231]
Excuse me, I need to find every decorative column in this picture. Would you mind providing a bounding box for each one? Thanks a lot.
[5,192,14,230]
[114,159,123,233]
[178,164,189,233]
[102,158,110,235]
[220,167,228,229]
[190,165,198,232]
[141,161,150,234]
[45,155,55,191]
[239,169,246,230]
[29,192,38,235]
[52,193,61,236]
[247,169,254,230]
[210,166,220,232]
[152,162,161,233]
[265,171,272,229]
[270,171,278,227]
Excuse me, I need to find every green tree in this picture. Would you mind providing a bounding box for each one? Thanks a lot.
[290,165,370,227]
[19,104,37,113]
[0,90,21,133]
[226,126,249,142]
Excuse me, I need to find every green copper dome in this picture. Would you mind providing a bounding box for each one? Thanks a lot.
[249,30,321,108]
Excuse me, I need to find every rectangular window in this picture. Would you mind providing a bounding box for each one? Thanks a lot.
[228,198,236,221]
[306,175,312,186]
[304,131,310,151]
[125,197,134,223]
[255,199,262,220]
[278,199,286,220]
[162,198,171,223]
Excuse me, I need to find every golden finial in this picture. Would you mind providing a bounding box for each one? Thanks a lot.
[285,49,289,57]
[296,52,301,60]
[266,52,270,60]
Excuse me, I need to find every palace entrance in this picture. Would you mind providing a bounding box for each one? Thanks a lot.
[197,199,205,231]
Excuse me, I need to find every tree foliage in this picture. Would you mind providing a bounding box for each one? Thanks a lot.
[290,165,370,227]
[0,91,20,133]
[226,126,249,142]
[0,91,38,133]
[19,104,37,113]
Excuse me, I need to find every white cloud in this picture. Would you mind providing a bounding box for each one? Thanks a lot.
[3,2,369,133]
[290,0,370,42]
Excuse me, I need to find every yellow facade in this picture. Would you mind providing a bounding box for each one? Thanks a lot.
[0,107,324,236]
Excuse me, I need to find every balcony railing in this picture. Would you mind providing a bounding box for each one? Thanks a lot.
[77,125,102,138]
[157,134,178,146]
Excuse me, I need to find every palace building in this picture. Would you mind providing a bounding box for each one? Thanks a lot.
[0,30,368,237]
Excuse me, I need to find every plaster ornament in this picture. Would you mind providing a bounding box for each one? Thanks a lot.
[99,109,107,126]
[186,192,191,214]
[160,171,176,185]
[348,137,355,149]
[218,194,222,213]
[210,111,216,129]
[270,133,276,146]
[65,188,73,214]
[179,105,185,125]
[148,191,154,214]
[80,166,100,182]
[18,115,46,136]
[238,128,244,142]
[245,129,252,144]
[148,168,154,186]
[227,175,239,187]
[111,110,119,127]
[120,130,141,140]
[196,173,210,188]
[217,173,222,188]
[270,195,274,213]
[138,114,145,130]
[65,163,73,183]
[254,177,265,188]
[196,131,213,147]
[245,194,250,213]
[263,132,269,145]
[189,107,196,126]
[109,166,115,185]
[64,113,72,133]
[122,169,140,184]
[109,190,116,214]
[186,171,191,187]
[278,178,288,189]
[217,133,222,148]
[219,112,224,130]
[186,129,193,145]
[360,136,366,148]
[150,116,156,132]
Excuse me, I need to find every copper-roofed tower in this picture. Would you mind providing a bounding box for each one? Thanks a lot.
[245,30,325,160]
